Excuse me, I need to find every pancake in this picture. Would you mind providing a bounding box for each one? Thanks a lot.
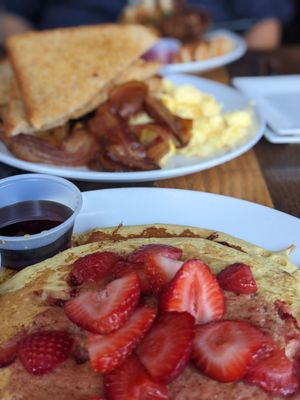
[74,223,297,272]
[0,224,299,399]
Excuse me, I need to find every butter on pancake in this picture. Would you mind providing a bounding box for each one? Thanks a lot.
[0,224,299,399]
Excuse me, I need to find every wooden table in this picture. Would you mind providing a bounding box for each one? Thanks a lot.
[1,48,300,218]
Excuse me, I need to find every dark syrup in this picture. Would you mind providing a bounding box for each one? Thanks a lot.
[0,200,73,270]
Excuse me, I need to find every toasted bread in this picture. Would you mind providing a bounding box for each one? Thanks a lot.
[6,24,158,131]
[0,59,13,108]
[3,58,160,137]
[3,80,36,137]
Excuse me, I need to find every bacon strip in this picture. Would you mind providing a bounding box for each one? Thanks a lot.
[7,81,193,172]
[8,128,98,166]
[144,96,192,147]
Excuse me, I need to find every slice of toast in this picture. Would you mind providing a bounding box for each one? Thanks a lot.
[3,59,160,137]
[6,24,158,130]
[0,58,13,107]
[3,80,35,136]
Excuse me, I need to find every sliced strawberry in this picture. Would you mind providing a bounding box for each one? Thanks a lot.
[217,263,257,294]
[160,259,224,323]
[64,273,141,334]
[129,244,182,264]
[192,320,266,383]
[136,311,195,384]
[0,335,22,367]
[67,251,121,286]
[18,330,73,375]
[115,260,152,294]
[105,355,168,400]
[244,348,299,396]
[129,244,183,293]
[88,306,156,373]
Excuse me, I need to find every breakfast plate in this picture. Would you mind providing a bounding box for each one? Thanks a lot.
[74,187,300,267]
[0,74,264,182]
[159,30,247,74]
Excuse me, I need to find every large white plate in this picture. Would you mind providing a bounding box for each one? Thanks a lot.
[160,30,247,74]
[0,74,264,182]
[233,75,300,135]
[74,188,300,267]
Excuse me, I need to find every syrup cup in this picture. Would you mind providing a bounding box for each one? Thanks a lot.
[0,173,82,270]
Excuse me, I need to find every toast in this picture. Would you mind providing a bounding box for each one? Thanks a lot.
[6,24,158,131]
[0,59,13,108]
[3,58,160,137]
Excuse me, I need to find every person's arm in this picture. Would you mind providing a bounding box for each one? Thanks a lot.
[244,17,281,50]
[231,0,294,50]
[0,0,40,39]
[0,13,33,40]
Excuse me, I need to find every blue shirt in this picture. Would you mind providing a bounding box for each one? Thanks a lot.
[2,0,295,30]
[189,0,294,31]
[2,0,128,29]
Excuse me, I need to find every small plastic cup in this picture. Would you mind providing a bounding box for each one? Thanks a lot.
[143,38,181,64]
[0,174,82,270]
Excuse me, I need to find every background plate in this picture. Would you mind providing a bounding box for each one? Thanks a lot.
[0,74,264,182]
[160,30,247,74]
[264,127,300,144]
[233,75,300,135]
[75,188,300,267]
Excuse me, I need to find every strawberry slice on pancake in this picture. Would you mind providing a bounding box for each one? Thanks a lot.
[18,330,73,376]
[105,355,168,400]
[64,273,141,334]
[88,306,156,373]
[136,311,195,384]
[160,259,224,323]
[217,262,257,294]
[67,251,121,286]
[129,244,183,293]
[192,320,269,383]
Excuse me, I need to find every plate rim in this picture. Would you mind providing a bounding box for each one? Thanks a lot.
[75,187,300,265]
[159,29,247,74]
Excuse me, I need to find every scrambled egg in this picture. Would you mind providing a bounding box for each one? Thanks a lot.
[158,79,252,166]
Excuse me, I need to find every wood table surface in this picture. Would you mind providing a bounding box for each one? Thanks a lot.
[0,48,299,218]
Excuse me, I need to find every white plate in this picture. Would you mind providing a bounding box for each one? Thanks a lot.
[160,30,247,74]
[0,74,264,182]
[264,127,300,144]
[74,188,300,267]
[233,75,300,136]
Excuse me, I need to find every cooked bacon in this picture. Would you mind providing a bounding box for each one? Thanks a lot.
[130,123,172,163]
[108,81,148,119]
[131,123,172,142]
[146,136,171,163]
[88,103,121,143]
[87,79,194,172]
[8,127,98,166]
[88,150,125,172]
[105,143,158,171]
[144,95,192,147]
